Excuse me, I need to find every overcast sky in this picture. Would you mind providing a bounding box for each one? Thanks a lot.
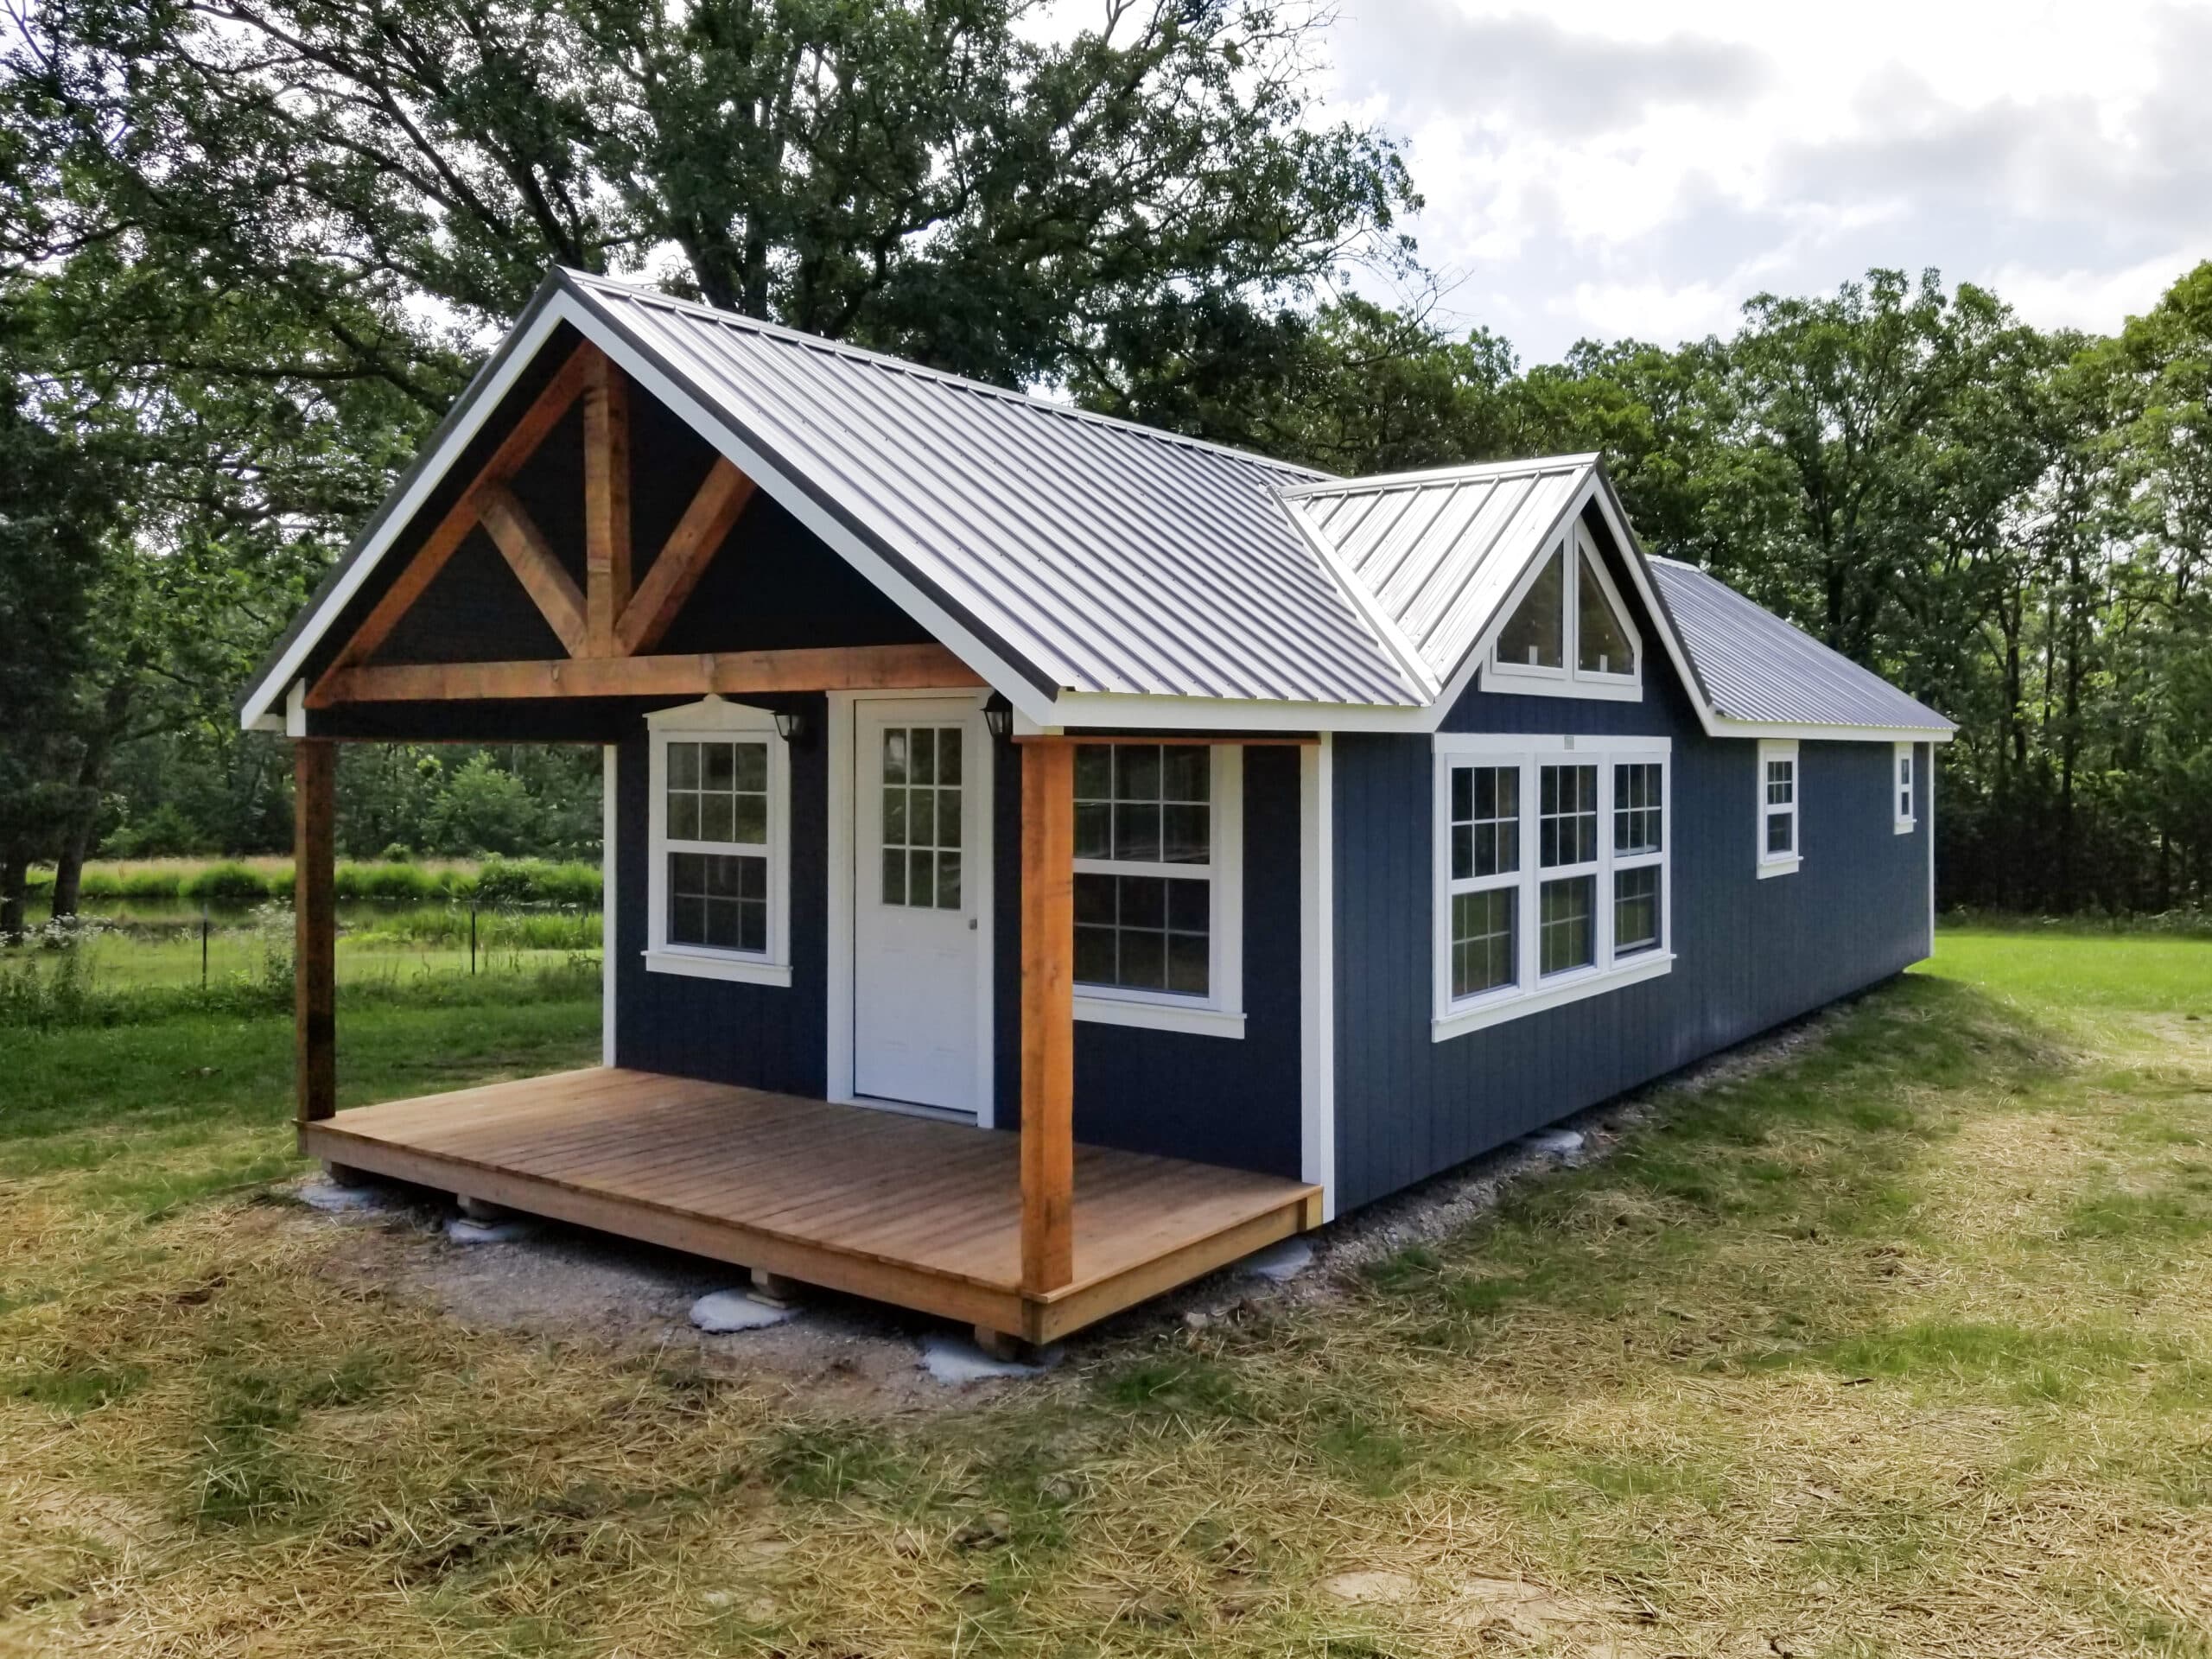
[1317,0,2212,363]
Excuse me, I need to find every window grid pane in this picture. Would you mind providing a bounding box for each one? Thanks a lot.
[1614,866,1660,954]
[1539,874,1596,976]
[1451,887,1516,998]
[880,726,963,910]
[665,740,770,850]
[1765,760,1795,805]
[1614,762,1662,854]
[1076,743,1211,868]
[1073,872,1209,996]
[1539,764,1599,868]
[668,851,767,953]
[1450,765,1521,880]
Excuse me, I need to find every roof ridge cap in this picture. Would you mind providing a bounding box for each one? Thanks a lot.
[561,269,1337,481]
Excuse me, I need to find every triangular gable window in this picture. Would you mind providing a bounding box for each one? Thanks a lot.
[1577,549,1635,677]
[1485,527,1642,700]
[1494,545,1564,670]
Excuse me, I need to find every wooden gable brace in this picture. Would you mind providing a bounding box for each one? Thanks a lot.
[311,345,777,707]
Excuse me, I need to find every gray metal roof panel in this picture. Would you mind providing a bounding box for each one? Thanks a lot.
[1291,459,1592,685]
[1646,558,1955,733]
[568,273,1423,707]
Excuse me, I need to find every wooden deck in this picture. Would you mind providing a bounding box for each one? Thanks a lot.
[301,1068,1320,1343]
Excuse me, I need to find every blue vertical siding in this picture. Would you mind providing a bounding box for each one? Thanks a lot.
[988,742,1306,1179]
[613,707,1304,1179]
[1330,533,1933,1212]
[612,706,830,1096]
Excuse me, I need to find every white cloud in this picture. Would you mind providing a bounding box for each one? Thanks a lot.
[1320,0,2212,359]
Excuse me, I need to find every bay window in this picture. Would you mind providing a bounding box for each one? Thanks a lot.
[1433,734,1672,1039]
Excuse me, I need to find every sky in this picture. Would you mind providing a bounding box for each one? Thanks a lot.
[1318,0,2212,363]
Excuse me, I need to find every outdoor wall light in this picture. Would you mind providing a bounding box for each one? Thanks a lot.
[773,709,808,745]
[983,693,1013,741]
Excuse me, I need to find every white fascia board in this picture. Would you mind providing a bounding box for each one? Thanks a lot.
[241,289,1063,733]
[238,302,575,729]
[1580,482,1725,741]
[1709,716,1958,745]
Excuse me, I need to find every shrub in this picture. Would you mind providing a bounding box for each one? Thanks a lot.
[474,857,601,906]
[99,802,210,859]
[378,842,413,862]
[334,862,440,902]
[182,863,276,904]
[118,870,184,899]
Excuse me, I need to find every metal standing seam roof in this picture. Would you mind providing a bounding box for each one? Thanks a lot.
[1645,557,1955,734]
[566,272,1423,707]
[1282,457,1600,691]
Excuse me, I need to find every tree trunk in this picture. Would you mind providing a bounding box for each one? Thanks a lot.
[51,679,133,918]
[0,850,27,942]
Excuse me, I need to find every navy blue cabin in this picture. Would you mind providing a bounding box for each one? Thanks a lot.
[245,269,1951,1347]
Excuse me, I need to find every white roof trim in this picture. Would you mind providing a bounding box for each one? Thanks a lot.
[238,288,1062,731]
[1280,499,1440,702]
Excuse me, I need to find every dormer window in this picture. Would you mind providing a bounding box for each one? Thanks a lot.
[1484,526,1642,701]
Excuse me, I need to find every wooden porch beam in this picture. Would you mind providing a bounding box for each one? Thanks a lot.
[582,346,632,654]
[313,344,595,688]
[478,485,588,657]
[294,740,337,1129]
[1019,738,1076,1296]
[614,458,757,657]
[309,643,986,706]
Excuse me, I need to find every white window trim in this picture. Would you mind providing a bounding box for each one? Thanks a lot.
[1758,738,1802,878]
[1071,743,1245,1039]
[1893,741,1916,834]
[644,696,794,987]
[1478,524,1644,703]
[1431,733,1673,1041]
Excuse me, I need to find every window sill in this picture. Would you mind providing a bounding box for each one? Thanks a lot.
[1894,817,1916,836]
[643,948,793,988]
[1756,855,1802,880]
[1074,992,1245,1039]
[1432,950,1674,1041]
[1478,665,1644,702]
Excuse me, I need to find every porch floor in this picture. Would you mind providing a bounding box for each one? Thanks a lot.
[301,1067,1320,1343]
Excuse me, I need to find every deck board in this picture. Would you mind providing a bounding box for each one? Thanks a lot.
[303,1067,1317,1340]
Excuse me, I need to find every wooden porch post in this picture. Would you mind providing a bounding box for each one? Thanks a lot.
[1019,738,1076,1296]
[294,739,337,1130]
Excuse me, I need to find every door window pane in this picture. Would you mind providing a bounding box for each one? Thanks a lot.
[880,725,963,909]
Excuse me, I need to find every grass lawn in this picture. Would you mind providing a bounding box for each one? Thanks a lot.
[3,931,2210,1655]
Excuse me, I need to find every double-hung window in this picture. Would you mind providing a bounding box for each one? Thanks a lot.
[1758,739,1800,877]
[1433,734,1672,1039]
[645,699,791,985]
[1893,743,1916,834]
[1071,742,1243,1037]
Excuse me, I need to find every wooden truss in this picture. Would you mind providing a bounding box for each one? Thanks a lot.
[308,342,978,707]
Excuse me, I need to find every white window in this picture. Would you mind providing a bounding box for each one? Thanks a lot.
[645,699,792,985]
[1758,739,1800,878]
[1071,742,1243,1038]
[1481,525,1643,701]
[1433,734,1672,1039]
[1893,743,1916,834]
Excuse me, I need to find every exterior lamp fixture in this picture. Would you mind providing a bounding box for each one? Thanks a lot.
[773,709,808,745]
[982,693,1013,741]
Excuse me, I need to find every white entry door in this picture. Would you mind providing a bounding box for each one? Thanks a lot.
[853,700,988,1114]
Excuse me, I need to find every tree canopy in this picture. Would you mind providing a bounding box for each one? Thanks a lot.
[0,0,2207,921]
